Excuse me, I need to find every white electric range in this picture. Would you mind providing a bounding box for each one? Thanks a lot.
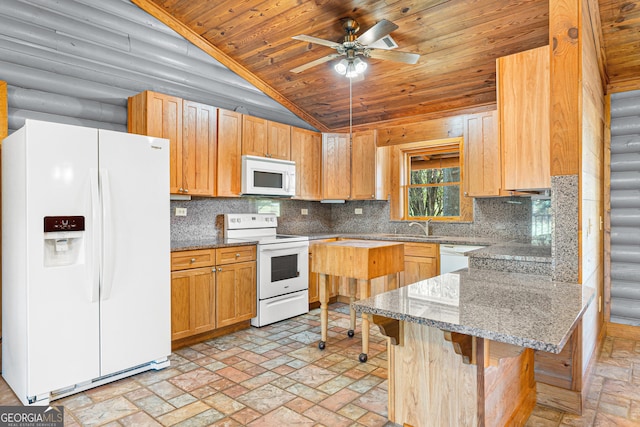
[224,213,309,327]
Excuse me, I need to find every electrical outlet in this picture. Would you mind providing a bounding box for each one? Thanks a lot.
[355,208,363,215]
[175,207,187,217]
[301,208,308,215]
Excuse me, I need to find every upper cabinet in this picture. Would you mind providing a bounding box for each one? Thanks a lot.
[217,109,243,197]
[322,133,351,200]
[351,130,376,200]
[128,91,184,194]
[242,116,291,160]
[291,127,322,200]
[497,45,551,191]
[129,92,217,197]
[463,111,501,197]
[182,100,217,196]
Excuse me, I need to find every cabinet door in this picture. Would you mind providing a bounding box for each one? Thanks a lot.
[498,45,550,190]
[351,130,377,200]
[171,267,215,341]
[267,121,291,160]
[402,256,438,286]
[216,261,256,328]
[242,115,268,157]
[291,127,322,200]
[464,111,501,197]
[217,109,243,197]
[323,133,351,200]
[128,91,183,194]
[183,101,217,196]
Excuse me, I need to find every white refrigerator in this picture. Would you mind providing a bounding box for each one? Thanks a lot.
[2,120,171,405]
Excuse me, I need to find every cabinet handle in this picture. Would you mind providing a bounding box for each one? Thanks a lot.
[183,188,189,193]
[371,194,375,198]
[212,268,216,273]
[235,253,240,257]
[218,267,222,272]
[190,258,196,263]
[179,187,184,192]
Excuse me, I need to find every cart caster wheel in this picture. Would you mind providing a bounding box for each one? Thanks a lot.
[318,341,326,350]
[347,329,355,338]
[359,353,368,363]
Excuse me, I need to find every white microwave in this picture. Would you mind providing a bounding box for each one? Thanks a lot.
[241,155,296,197]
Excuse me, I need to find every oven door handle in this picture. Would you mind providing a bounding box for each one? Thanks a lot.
[259,244,309,253]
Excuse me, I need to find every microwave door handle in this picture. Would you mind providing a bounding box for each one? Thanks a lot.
[284,171,290,192]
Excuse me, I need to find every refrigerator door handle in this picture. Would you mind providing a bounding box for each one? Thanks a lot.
[89,169,101,303]
[100,169,115,301]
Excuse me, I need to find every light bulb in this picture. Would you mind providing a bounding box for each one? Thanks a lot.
[345,61,358,78]
[353,57,367,74]
[334,59,348,75]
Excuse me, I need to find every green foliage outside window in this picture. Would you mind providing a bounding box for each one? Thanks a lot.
[407,162,461,218]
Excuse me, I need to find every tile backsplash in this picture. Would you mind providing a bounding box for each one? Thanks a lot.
[170,196,532,242]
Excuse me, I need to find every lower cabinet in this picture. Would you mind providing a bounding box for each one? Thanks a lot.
[170,245,256,343]
[400,243,439,286]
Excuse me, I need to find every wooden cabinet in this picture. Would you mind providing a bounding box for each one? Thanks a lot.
[215,246,256,328]
[182,100,217,196]
[400,243,439,286]
[464,111,501,197]
[322,133,351,200]
[242,116,291,160]
[267,121,291,160]
[129,92,217,196]
[217,109,243,197]
[128,91,183,194]
[170,249,217,341]
[498,45,550,191]
[170,246,256,343]
[291,127,322,200]
[350,130,377,200]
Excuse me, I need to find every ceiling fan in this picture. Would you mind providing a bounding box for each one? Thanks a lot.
[290,17,420,78]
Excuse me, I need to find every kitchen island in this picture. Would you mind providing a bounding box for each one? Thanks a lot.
[353,269,594,427]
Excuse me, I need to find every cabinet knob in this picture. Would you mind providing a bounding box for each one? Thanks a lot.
[212,268,216,273]
[371,195,375,198]
[235,253,240,257]
[190,258,196,263]
[183,188,189,193]
[179,187,184,192]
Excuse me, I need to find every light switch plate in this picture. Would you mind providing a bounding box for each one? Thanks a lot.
[175,207,187,217]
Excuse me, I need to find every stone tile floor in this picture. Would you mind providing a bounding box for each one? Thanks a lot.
[0,303,638,426]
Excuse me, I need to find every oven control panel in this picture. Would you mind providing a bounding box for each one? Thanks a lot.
[224,213,278,230]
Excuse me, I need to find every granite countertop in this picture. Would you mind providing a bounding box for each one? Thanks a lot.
[307,233,501,246]
[465,241,552,262]
[171,238,257,251]
[353,268,594,353]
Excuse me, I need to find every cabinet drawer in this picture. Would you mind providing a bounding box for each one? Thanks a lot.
[171,249,216,271]
[404,242,439,258]
[216,245,256,265]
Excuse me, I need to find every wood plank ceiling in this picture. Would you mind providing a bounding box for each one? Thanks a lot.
[133,0,638,132]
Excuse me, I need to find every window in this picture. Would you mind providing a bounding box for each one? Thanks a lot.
[389,137,472,222]
[407,149,461,218]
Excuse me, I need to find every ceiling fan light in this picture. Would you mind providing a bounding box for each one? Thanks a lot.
[353,57,367,73]
[334,58,348,75]
[345,61,358,78]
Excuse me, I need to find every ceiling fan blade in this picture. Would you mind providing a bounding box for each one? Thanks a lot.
[292,34,341,49]
[367,49,420,64]
[290,53,342,73]
[356,19,399,47]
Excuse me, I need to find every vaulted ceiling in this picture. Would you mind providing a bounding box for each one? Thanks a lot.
[133,0,639,132]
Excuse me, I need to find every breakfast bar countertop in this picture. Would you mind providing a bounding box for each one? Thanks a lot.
[353,268,594,354]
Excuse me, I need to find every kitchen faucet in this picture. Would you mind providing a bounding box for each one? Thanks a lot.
[409,219,431,237]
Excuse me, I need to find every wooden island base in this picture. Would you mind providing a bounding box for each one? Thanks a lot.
[376,318,536,427]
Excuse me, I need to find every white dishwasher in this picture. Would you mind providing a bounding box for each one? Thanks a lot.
[439,244,485,274]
